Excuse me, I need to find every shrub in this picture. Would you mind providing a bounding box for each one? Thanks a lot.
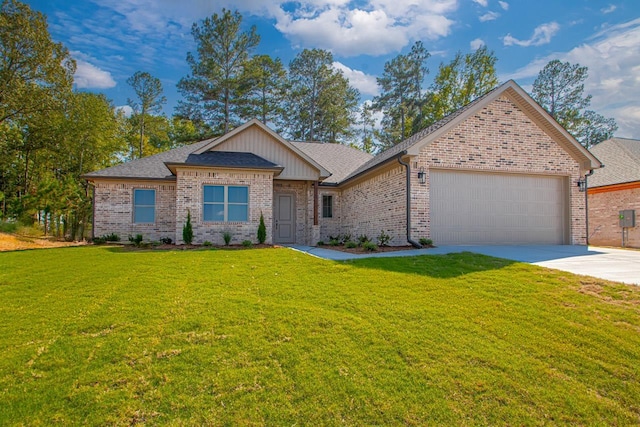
[128,234,144,247]
[345,241,357,249]
[342,233,352,244]
[377,230,391,247]
[257,212,267,244]
[223,231,232,246]
[242,240,253,248]
[357,234,370,246]
[92,236,106,244]
[329,239,340,246]
[362,241,378,251]
[419,238,433,247]
[182,210,193,245]
[104,233,120,242]
[160,237,172,245]
[0,221,18,233]
[203,240,212,247]
[317,241,325,246]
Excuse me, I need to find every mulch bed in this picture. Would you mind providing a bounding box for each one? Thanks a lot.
[319,245,426,254]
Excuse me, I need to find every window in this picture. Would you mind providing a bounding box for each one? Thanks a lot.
[133,189,155,223]
[203,185,248,222]
[322,195,333,218]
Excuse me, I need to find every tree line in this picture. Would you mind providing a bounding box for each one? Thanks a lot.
[0,1,617,237]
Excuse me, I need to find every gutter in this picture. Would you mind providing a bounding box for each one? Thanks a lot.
[584,167,598,245]
[397,155,423,249]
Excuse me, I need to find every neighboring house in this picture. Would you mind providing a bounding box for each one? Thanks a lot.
[84,80,601,246]
[587,138,640,248]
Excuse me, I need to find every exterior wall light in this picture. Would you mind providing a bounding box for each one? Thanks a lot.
[417,167,426,185]
[577,178,587,192]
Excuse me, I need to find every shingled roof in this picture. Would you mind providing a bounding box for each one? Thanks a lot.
[165,151,283,175]
[588,138,640,188]
[83,138,216,180]
[290,141,373,184]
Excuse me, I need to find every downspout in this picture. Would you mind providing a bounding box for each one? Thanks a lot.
[91,182,96,241]
[397,156,423,249]
[584,167,598,246]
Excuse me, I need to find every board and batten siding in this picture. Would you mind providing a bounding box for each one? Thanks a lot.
[213,126,320,181]
[429,169,569,245]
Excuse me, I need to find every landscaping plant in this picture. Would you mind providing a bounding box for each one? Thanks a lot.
[182,210,193,244]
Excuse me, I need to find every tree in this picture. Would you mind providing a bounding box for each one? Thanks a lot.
[237,54,287,127]
[372,41,430,148]
[285,49,360,143]
[418,46,498,129]
[177,9,259,135]
[127,71,166,158]
[358,102,377,154]
[532,59,617,147]
[0,0,75,125]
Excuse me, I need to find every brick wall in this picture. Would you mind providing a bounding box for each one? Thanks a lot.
[175,167,274,245]
[340,165,408,246]
[318,188,342,242]
[588,187,640,248]
[92,180,176,242]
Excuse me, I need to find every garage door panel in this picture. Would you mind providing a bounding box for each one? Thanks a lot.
[430,170,568,245]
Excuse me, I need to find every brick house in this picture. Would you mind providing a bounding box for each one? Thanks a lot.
[84,80,601,246]
[587,138,640,248]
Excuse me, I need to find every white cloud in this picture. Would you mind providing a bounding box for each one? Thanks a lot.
[472,0,488,6]
[470,38,485,50]
[479,11,500,22]
[503,22,560,47]
[333,62,379,96]
[116,105,133,117]
[601,5,617,14]
[274,0,458,56]
[72,53,117,89]
[498,1,509,10]
[504,18,640,139]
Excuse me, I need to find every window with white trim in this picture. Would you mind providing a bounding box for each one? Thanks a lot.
[133,189,155,223]
[203,185,248,222]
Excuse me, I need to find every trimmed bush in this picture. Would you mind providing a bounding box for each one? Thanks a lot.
[182,210,193,245]
[257,212,267,244]
[223,232,232,246]
[362,241,378,251]
[242,240,253,248]
[419,238,433,246]
[345,241,357,248]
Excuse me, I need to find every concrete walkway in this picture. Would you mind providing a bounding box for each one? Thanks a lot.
[287,245,640,286]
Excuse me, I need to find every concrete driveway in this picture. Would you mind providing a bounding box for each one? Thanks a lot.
[290,245,640,285]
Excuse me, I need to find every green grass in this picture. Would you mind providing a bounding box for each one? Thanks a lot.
[1,247,639,425]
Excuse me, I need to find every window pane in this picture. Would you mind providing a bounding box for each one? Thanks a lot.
[228,204,248,222]
[228,186,248,203]
[204,203,224,221]
[322,195,332,218]
[204,185,224,203]
[134,206,154,223]
[134,189,155,206]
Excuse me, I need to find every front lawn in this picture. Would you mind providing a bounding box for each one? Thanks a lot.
[1,247,639,425]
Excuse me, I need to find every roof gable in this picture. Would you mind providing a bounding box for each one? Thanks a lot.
[341,80,602,184]
[193,119,330,180]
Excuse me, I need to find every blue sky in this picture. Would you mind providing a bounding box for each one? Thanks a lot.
[25,0,640,139]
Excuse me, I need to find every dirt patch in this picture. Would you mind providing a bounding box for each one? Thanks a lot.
[0,233,86,252]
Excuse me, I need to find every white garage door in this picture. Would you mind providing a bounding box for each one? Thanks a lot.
[430,170,569,245]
